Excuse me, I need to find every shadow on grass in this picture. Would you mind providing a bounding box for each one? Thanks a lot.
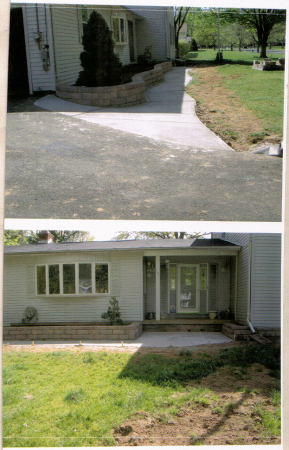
[117,343,280,388]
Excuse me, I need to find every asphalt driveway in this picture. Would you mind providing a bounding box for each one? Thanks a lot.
[5,68,282,221]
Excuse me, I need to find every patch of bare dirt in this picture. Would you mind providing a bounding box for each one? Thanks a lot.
[113,364,280,446]
[186,66,281,152]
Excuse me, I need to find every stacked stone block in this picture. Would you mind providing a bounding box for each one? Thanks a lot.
[56,61,172,107]
[3,322,142,341]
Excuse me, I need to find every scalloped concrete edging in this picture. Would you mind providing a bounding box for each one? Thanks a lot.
[3,322,143,341]
[56,61,173,108]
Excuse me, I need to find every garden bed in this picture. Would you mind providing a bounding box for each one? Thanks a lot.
[56,61,172,108]
[4,322,142,341]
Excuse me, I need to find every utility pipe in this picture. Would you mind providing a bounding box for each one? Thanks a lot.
[247,239,256,334]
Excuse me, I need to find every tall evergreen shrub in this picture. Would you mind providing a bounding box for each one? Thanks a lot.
[76,11,123,87]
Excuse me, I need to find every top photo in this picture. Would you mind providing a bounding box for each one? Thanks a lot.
[5,3,286,221]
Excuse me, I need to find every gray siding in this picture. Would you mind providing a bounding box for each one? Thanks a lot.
[251,234,281,327]
[3,250,143,326]
[51,5,83,86]
[212,233,250,325]
[132,6,174,60]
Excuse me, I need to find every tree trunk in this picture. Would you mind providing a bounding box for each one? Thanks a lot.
[260,42,267,58]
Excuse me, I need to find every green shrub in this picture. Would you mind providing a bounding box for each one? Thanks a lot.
[190,39,198,51]
[76,11,123,87]
[178,41,190,57]
[101,297,123,325]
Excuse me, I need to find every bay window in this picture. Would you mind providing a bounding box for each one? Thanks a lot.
[36,263,109,296]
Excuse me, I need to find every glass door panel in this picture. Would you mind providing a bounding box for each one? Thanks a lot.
[178,265,199,312]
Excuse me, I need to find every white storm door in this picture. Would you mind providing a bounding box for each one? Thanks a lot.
[177,265,200,313]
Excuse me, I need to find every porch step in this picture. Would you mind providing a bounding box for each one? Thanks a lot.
[143,320,232,333]
[249,334,273,345]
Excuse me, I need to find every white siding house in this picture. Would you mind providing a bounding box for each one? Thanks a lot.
[3,234,281,331]
[11,3,175,94]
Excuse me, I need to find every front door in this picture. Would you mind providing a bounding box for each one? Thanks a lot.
[177,265,200,313]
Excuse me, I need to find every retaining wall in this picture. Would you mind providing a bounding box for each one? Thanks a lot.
[56,61,173,108]
[3,322,143,341]
[222,323,280,341]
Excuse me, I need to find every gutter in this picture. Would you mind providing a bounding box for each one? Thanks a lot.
[247,239,256,334]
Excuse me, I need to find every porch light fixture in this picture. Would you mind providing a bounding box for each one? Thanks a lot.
[146,261,155,277]
[221,264,226,272]
[165,259,170,268]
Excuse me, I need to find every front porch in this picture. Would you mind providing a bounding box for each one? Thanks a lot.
[143,240,240,321]
[142,318,233,333]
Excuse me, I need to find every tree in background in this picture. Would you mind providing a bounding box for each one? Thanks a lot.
[225,9,286,57]
[4,230,92,245]
[174,7,190,57]
[76,10,123,87]
[113,231,209,240]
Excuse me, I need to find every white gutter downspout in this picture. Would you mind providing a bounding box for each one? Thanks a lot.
[247,239,256,334]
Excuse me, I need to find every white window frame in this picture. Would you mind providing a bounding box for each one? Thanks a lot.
[35,262,110,296]
[78,5,89,43]
[112,16,127,44]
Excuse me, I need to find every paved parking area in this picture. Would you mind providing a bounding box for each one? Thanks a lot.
[5,67,282,221]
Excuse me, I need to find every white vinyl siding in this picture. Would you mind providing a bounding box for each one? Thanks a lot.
[22,4,55,92]
[251,234,281,327]
[3,250,143,326]
[212,233,250,325]
[132,6,174,61]
[50,5,83,86]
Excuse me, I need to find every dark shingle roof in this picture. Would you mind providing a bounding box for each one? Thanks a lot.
[4,239,239,255]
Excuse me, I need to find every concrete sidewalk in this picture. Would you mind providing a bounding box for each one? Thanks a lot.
[3,331,232,348]
[35,67,232,151]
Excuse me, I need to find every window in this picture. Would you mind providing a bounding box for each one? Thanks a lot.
[36,263,109,296]
[113,17,126,43]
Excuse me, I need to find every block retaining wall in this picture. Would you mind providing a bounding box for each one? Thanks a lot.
[56,61,173,108]
[3,322,143,341]
[222,323,280,341]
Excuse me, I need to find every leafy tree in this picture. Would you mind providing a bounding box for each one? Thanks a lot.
[113,231,209,240]
[4,230,92,245]
[76,10,123,87]
[174,7,190,57]
[225,9,286,57]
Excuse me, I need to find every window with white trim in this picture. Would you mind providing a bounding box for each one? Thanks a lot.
[113,17,126,43]
[36,263,109,296]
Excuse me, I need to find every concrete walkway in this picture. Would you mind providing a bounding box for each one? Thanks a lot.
[35,67,232,151]
[4,331,232,348]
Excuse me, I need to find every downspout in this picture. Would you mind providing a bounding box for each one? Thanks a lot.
[247,239,256,334]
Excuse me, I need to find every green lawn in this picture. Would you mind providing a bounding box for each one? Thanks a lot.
[216,64,285,136]
[186,49,284,64]
[3,345,280,447]
[186,49,285,140]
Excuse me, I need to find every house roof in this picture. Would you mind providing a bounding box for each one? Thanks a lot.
[4,239,239,255]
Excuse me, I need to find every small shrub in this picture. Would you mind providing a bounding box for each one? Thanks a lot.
[101,297,123,325]
[137,46,154,65]
[178,41,190,57]
[190,39,198,51]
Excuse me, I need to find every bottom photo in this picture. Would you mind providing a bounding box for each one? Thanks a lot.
[2,229,281,446]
